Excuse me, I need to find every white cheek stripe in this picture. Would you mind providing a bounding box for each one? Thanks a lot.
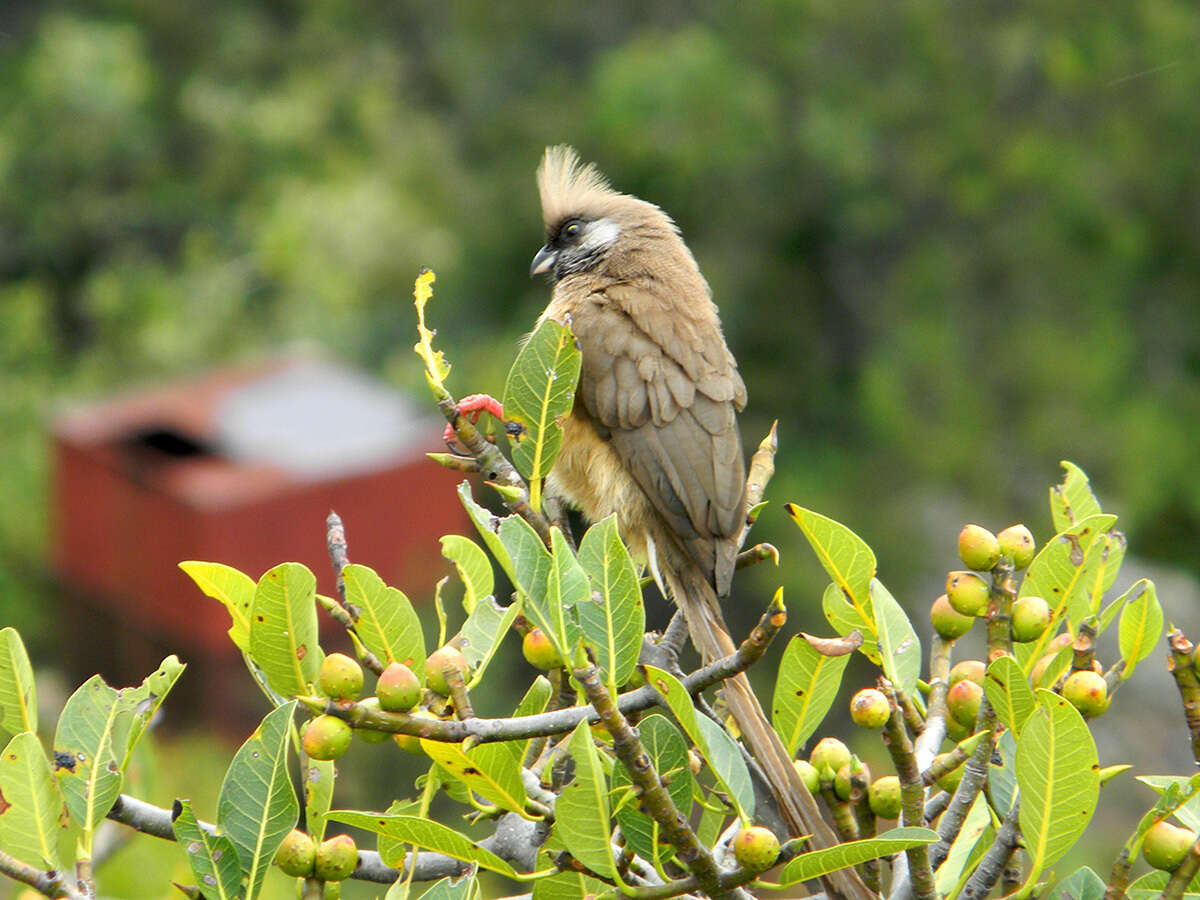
[584,218,621,251]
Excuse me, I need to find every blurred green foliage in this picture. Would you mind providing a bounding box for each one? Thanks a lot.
[3,0,1199,640]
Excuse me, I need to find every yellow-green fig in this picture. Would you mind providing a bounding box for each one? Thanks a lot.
[958,524,1001,572]
[319,652,363,700]
[302,715,352,761]
[733,825,781,872]
[275,829,316,877]
[314,834,358,881]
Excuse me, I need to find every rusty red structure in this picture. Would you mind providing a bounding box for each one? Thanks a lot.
[50,356,472,720]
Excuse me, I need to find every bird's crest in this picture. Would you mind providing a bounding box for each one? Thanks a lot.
[537,146,623,230]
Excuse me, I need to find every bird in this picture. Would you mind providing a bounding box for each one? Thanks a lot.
[528,147,866,894]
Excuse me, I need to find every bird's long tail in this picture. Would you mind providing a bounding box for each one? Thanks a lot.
[667,564,873,900]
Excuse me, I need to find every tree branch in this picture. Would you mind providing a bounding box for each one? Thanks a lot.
[0,849,87,900]
[301,604,784,745]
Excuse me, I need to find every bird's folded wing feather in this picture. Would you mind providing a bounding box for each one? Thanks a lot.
[570,281,746,588]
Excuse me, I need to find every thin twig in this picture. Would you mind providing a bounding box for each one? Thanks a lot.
[960,801,1021,900]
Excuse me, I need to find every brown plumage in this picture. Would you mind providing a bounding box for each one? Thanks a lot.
[530,148,866,894]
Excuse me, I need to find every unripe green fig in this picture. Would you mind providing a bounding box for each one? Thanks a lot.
[1062,669,1109,718]
[958,524,1001,572]
[733,825,781,872]
[1143,821,1196,871]
[947,679,983,728]
[997,524,1037,569]
[275,829,316,877]
[949,659,986,687]
[933,753,963,793]
[849,688,891,730]
[377,662,421,712]
[944,712,971,742]
[319,652,363,700]
[946,571,989,617]
[931,593,974,640]
[834,759,871,801]
[314,833,358,881]
[793,759,820,793]
[1030,633,1074,687]
[522,628,563,670]
[868,775,903,819]
[1011,596,1051,643]
[425,646,470,695]
[302,715,352,761]
[809,737,852,779]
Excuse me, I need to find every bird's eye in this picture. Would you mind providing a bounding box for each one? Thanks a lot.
[563,221,581,238]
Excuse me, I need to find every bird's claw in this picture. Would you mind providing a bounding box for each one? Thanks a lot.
[442,393,505,450]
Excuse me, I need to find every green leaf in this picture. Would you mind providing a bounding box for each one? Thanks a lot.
[1050,461,1103,533]
[179,561,256,652]
[118,655,186,770]
[500,517,581,662]
[871,579,921,696]
[576,516,645,693]
[777,827,938,886]
[934,794,992,898]
[989,730,1018,816]
[557,720,617,879]
[1015,514,1118,673]
[327,811,520,879]
[416,875,478,900]
[501,316,582,505]
[441,535,494,615]
[0,628,36,738]
[1047,866,1107,900]
[375,797,423,869]
[771,634,850,756]
[420,737,530,817]
[248,563,321,701]
[1135,774,1200,833]
[172,799,243,900]
[1126,869,1200,900]
[643,665,754,821]
[985,656,1037,737]
[822,582,879,665]
[1017,691,1100,886]
[1118,580,1162,679]
[786,505,876,618]
[344,563,425,679]
[0,731,63,870]
[613,714,693,863]
[53,675,129,854]
[303,757,335,841]
[531,871,608,900]
[461,596,520,679]
[216,701,298,900]
[458,482,517,586]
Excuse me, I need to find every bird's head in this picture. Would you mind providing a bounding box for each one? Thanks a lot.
[530,145,676,281]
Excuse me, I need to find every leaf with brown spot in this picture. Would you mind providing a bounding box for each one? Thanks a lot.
[0,732,63,870]
[419,737,530,818]
[773,634,851,756]
[248,563,322,700]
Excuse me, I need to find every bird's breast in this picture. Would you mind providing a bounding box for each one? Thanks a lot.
[549,410,655,562]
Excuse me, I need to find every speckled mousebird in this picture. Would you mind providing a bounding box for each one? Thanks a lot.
[528,148,865,880]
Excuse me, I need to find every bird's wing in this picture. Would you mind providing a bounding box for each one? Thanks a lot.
[570,281,746,590]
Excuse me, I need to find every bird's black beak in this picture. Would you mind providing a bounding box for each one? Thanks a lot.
[530,244,557,277]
